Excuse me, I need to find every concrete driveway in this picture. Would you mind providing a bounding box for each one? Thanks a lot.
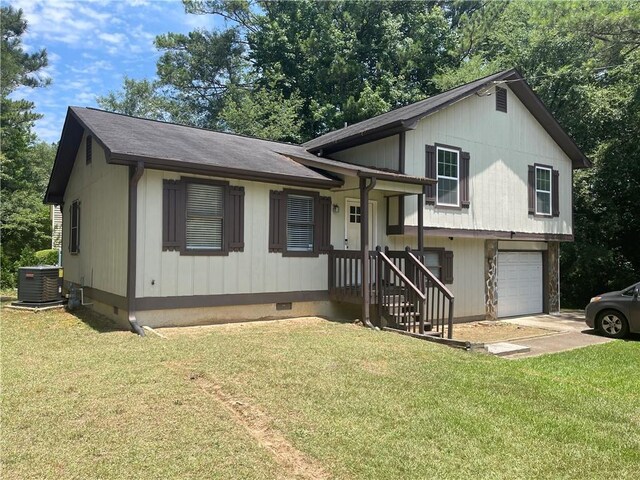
[491,310,614,358]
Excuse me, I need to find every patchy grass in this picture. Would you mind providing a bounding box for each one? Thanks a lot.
[1,308,639,479]
[452,320,554,343]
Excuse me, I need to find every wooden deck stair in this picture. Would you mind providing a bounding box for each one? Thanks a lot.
[329,247,455,338]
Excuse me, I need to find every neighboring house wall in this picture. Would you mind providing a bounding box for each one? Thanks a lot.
[332,135,399,171]
[135,170,390,299]
[402,85,573,235]
[62,133,129,296]
[51,205,62,249]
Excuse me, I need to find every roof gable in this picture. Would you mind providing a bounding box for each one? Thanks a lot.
[304,69,590,169]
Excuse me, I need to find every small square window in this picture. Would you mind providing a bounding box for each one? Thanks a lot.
[349,205,361,223]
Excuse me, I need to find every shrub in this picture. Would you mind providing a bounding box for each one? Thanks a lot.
[35,249,59,266]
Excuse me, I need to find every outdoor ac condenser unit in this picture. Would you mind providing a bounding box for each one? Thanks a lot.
[17,266,61,303]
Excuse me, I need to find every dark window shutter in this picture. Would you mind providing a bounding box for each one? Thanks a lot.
[163,180,183,251]
[425,145,436,204]
[269,190,285,252]
[68,204,72,252]
[496,87,507,112]
[86,136,92,165]
[226,186,245,251]
[70,201,80,253]
[460,151,470,208]
[528,165,535,214]
[317,196,332,253]
[552,169,560,217]
[442,250,454,284]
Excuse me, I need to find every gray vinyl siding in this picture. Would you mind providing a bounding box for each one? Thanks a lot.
[136,171,394,299]
[61,133,129,296]
[388,235,486,319]
[331,135,399,171]
[403,85,573,235]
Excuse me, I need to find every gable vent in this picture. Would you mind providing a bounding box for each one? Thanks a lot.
[86,135,92,165]
[496,86,507,113]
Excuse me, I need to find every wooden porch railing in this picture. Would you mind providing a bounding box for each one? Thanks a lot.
[376,247,427,334]
[405,248,455,338]
[328,247,455,338]
[328,249,377,304]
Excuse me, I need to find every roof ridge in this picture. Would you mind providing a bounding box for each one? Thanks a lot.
[304,68,516,147]
[76,106,305,149]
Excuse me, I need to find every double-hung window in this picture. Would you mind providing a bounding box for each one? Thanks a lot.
[535,166,552,215]
[163,178,244,255]
[415,248,454,284]
[185,182,225,251]
[437,147,459,206]
[268,190,331,256]
[423,250,442,279]
[286,194,314,252]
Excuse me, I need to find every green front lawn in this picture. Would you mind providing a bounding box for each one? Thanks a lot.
[1,308,639,479]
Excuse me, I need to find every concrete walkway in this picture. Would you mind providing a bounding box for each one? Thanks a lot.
[490,311,613,358]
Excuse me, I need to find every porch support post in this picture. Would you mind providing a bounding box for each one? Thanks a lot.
[417,193,424,252]
[360,176,375,328]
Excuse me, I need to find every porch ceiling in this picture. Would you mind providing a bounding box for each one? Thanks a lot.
[372,179,424,195]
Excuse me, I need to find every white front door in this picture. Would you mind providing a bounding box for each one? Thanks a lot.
[497,251,543,317]
[344,198,376,250]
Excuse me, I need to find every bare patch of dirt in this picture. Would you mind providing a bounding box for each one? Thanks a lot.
[170,365,330,480]
[159,316,328,338]
[452,321,555,344]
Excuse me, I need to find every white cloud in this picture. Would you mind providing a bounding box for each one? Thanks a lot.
[48,52,62,63]
[74,91,98,104]
[9,0,188,142]
[70,60,113,75]
[33,115,65,143]
[97,32,127,45]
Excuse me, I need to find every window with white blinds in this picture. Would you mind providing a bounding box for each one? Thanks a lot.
[423,251,441,279]
[286,194,314,252]
[186,183,224,250]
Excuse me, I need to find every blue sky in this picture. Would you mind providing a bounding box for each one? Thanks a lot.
[9,0,219,143]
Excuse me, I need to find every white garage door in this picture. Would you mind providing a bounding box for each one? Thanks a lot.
[498,252,543,318]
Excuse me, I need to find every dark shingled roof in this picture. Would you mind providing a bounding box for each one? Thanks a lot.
[75,107,337,182]
[45,107,431,204]
[304,69,590,169]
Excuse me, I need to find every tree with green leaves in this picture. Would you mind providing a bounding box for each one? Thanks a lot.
[97,0,638,306]
[102,1,458,141]
[96,76,196,125]
[1,6,54,288]
[433,0,640,306]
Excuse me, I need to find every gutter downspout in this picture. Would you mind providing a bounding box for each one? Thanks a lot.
[360,176,376,329]
[127,161,145,336]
